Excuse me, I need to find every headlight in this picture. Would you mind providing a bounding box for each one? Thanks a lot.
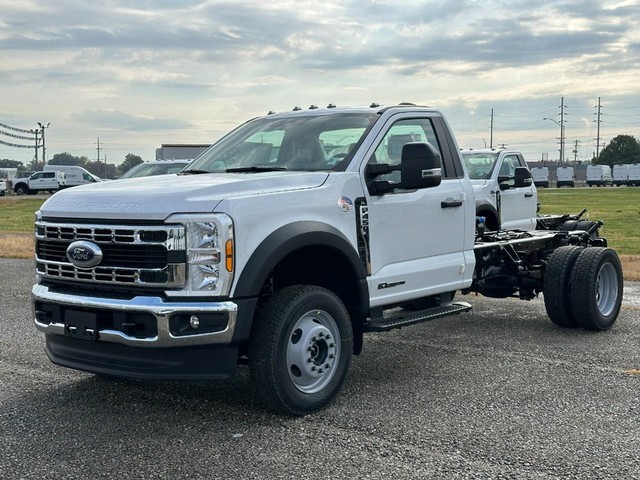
[165,213,234,297]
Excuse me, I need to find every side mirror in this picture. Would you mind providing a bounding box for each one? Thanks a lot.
[514,166,533,188]
[400,142,442,189]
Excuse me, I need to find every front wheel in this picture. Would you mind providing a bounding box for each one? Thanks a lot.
[249,286,353,415]
[14,184,27,195]
[570,248,623,331]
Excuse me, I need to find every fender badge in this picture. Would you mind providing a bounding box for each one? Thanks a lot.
[337,196,353,212]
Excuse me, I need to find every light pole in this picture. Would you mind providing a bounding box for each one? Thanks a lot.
[543,117,564,164]
[30,128,40,169]
[38,122,50,165]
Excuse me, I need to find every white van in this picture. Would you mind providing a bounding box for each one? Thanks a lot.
[531,166,549,188]
[43,165,101,187]
[629,164,640,186]
[586,165,613,187]
[613,164,630,186]
[556,166,575,187]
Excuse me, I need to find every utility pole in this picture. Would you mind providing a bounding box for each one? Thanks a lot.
[594,97,602,159]
[573,139,580,164]
[490,108,494,149]
[96,137,102,175]
[38,122,50,165]
[559,97,565,165]
[32,129,40,170]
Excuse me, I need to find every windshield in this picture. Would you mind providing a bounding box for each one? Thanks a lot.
[120,162,189,179]
[461,152,499,180]
[184,112,379,173]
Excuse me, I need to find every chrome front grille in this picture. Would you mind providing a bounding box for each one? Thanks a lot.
[35,221,187,288]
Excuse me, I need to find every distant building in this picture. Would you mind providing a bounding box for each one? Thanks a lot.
[0,167,18,180]
[155,144,211,161]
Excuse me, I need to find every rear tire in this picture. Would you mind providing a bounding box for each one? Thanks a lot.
[569,248,623,331]
[249,286,353,415]
[543,246,583,328]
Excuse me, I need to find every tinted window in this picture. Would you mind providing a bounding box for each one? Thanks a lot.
[186,112,378,172]
[368,118,441,184]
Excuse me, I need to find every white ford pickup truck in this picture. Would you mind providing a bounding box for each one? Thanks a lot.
[32,104,623,415]
[13,170,66,195]
[460,148,538,231]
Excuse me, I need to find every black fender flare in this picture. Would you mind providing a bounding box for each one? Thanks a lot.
[234,221,368,299]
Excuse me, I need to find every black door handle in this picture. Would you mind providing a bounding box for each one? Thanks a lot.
[525,193,534,198]
[441,200,463,208]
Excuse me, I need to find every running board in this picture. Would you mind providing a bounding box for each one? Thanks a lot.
[364,301,472,333]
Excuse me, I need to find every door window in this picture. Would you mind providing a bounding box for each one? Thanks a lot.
[368,118,441,185]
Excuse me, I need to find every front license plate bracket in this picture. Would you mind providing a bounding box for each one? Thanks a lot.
[65,310,99,341]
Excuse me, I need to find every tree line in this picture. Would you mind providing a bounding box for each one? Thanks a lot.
[593,134,640,166]
[0,153,145,179]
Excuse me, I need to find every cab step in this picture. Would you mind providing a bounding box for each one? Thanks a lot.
[363,301,472,333]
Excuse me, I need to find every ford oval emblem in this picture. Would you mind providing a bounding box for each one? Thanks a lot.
[66,241,103,268]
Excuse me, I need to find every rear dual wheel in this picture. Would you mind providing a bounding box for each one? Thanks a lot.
[570,248,623,331]
[544,247,623,331]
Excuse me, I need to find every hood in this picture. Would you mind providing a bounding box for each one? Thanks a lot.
[40,171,329,220]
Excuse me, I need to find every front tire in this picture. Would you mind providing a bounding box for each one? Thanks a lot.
[14,184,27,195]
[249,286,353,415]
[570,248,623,331]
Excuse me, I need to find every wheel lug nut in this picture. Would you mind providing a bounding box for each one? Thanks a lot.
[311,366,317,371]
[329,354,335,359]
[312,336,317,342]
[326,335,331,340]
[318,369,324,373]
[325,364,330,369]
[329,343,335,348]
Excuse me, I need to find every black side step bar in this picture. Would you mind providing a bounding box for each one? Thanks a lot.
[364,301,472,333]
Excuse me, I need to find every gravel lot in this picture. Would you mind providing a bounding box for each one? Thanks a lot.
[1,258,639,479]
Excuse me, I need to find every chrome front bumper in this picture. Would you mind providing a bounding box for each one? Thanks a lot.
[32,284,238,348]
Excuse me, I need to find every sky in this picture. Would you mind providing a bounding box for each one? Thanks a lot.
[2,0,640,167]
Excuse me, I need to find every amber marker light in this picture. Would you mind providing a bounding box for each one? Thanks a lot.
[225,239,234,272]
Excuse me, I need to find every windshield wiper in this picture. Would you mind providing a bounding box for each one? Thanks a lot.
[225,166,287,173]
[180,169,210,175]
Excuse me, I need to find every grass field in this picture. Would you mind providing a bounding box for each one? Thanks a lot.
[1,190,639,279]
[538,187,640,255]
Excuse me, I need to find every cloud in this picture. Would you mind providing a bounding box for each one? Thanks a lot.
[1,0,640,164]
[73,110,193,131]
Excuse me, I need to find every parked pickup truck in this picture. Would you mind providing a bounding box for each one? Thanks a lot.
[32,104,623,415]
[13,170,66,195]
[460,148,537,231]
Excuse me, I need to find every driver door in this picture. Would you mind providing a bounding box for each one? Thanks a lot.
[363,115,472,308]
